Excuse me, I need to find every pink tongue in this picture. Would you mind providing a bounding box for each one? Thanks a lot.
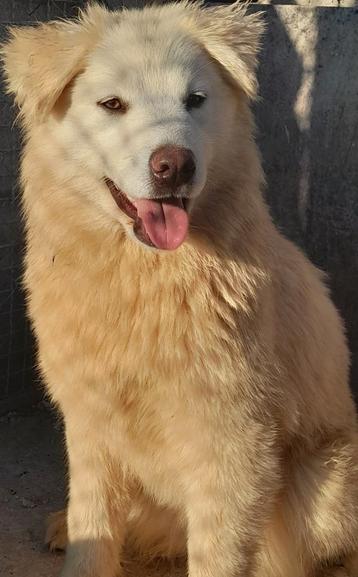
[134,199,189,250]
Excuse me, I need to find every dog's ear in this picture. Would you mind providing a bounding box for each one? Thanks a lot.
[193,2,265,100]
[1,4,109,127]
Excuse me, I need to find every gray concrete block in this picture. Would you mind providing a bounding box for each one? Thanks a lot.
[254,5,358,392]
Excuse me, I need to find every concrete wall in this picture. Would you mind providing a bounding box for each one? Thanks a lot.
[0,1,357,413]
[255,4,358,395]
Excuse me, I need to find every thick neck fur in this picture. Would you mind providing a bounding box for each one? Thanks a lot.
[21,109,279,411]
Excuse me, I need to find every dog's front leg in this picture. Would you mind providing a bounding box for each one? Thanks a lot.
[60,413,130,577]
[186,420,280,577]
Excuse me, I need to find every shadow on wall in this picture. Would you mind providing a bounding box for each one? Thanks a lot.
[254,4,358,396]
[308,7,358,397]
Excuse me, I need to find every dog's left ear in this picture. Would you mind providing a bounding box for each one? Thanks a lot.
[193,2,265,100]
[1,4,109,127]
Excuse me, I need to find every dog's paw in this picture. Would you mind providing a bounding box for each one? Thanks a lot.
[45,509,67,551]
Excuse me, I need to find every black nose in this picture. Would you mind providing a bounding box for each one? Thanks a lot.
[149,146,196,193]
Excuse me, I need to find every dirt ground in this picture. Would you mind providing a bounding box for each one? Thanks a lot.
[0,403,185,577]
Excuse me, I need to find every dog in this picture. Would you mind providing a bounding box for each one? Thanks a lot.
[2,2,358,576]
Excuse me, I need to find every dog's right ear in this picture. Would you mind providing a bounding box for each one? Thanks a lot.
[1,4,109,128]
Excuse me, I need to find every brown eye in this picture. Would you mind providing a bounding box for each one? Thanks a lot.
[98,97,128,113]
[185,92,207,111]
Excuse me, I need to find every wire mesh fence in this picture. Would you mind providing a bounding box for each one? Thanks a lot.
[0,1,88,412]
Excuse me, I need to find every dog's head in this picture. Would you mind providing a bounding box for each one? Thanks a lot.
[2,2,264,251]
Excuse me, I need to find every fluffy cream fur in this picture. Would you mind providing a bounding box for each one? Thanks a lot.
[2,2,358,577]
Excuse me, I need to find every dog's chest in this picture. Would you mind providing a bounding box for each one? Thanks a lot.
[27,243,252,504]
[29,245,233,394]
[113,387,209,506]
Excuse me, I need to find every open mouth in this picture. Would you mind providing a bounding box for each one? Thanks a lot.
[105,179,189,250]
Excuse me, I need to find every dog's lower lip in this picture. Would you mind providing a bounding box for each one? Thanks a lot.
[105,178,154,247]
[105,178,138,221]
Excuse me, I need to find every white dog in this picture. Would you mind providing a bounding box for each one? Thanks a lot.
[2,2,358,577]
